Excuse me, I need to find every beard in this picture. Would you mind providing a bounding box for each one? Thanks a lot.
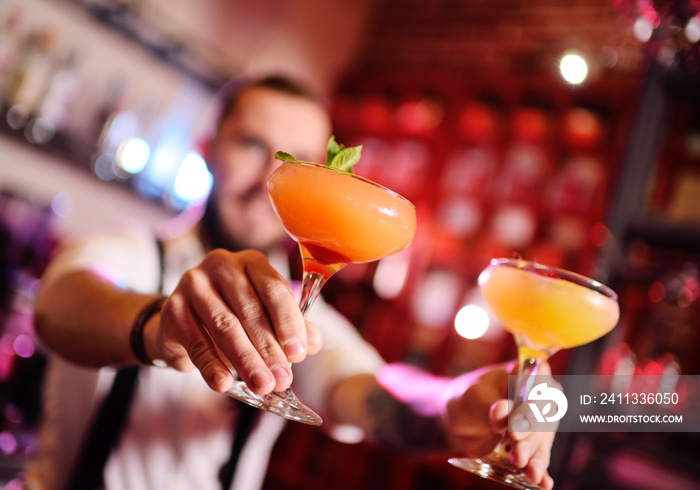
[201,193,245,252]
[199,192,282,254]
[200,192,302,280]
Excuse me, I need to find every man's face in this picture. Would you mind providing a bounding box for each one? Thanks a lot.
[207,86,331,251]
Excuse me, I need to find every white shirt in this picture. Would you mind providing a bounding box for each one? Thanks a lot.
[25,219,385,490]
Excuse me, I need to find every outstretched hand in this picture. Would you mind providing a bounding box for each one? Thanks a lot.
[442,361,556,489]
[149,249,323,395]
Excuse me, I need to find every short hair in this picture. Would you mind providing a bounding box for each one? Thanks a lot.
[214,75,324,132]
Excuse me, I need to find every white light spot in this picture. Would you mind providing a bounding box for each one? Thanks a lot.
[686,16,700,43]
[373,248,411,299]
[560,54,588,85]
[634,17,654,42]
[454,304,490,339]
[411,270,461,327]
[173,151,212,203]
[118,138,150,174]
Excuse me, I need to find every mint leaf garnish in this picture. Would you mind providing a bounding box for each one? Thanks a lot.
[274,151,296,162]
[326,136,342,167]
[275,136,362,171]
[329,147,362,172]
[325,136,361,172]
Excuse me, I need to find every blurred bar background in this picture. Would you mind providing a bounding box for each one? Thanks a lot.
[0,0,699,488]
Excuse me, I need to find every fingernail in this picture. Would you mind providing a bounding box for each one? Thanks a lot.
[271,366,290,383]
[213,370,229,388]
[511,415,530,436]
[284,339,305,359]
[250,370,273,390]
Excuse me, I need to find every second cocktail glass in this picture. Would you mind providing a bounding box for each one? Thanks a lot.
[225,160,417,425]
[449,258,620,488]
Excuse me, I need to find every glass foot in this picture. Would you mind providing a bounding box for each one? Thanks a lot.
[225,381,323,426]
[449,455,542,490]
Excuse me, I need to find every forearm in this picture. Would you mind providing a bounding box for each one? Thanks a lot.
[329,367,451,454]
[363,382,451,453]
[34,269,162,367]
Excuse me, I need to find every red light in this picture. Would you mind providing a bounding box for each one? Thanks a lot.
[511,107,550,144]
[648,281,666,303]
[562,108,602,150]
[459,101,499,143]
[589,223,610,247]
[641,359,662,376]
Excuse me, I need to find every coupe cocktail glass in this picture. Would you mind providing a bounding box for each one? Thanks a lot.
[225,160,417,425]
[449,258,619,488]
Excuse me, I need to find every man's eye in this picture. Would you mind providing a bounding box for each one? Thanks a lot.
[240,138,267,153]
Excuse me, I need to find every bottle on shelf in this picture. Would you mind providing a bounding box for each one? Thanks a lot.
[3,26,59,131]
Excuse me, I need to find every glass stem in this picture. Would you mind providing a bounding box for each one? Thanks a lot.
[513,356,543,407]
[493,335,549,459]
[297,270,328,319]
[513,332,555,406]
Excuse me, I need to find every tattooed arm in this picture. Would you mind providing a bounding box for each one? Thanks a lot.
[327,363,555,490]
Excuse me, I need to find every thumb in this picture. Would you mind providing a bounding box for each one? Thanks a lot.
[489,399,513,434]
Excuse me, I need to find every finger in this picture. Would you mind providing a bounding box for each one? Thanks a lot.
[193,292,288,394]
[510,429,555,481]
[520,431,555,483]
[160,291,233,392]
[489,399,513,434]
[508,375,560,441]
[538,360,552,376]
[242,252,308,363]
[184,266,290,394]
[508,400,541,441]
[539,471,554,490]
[305,320,323,356]
[203,252,293,391]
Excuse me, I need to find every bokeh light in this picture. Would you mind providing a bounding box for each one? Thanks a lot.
[686,15,700,43]
[373,248,411,300]
[173,151,213,204]
[50,191,74,218]
[13,334,34,358]
[633,17,654,42]
[117,137,151,174]
[0,431,17,454]
[560,53,588,84]
[648,281,666,303]
[454,304,490,339]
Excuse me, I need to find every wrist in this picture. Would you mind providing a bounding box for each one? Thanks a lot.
[142,309,164,366]
[130,295,166,366]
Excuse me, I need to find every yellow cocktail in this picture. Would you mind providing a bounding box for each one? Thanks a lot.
[449,258,619,489]
[479,262,619,353]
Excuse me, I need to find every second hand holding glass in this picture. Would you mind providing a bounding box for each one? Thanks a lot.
[225,147,416,425]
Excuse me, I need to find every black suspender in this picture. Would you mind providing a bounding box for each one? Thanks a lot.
[218,403,259,489]
[65,366,140,490]
[65,238,259,490]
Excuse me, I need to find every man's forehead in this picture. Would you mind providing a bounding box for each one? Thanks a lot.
[235,87,324,124]
[230,87,330,156]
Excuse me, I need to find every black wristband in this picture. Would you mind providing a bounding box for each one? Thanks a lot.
[130,296,166,366]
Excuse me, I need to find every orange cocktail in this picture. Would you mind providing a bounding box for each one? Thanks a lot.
[267,161,416,270]
[234,159,416,426]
